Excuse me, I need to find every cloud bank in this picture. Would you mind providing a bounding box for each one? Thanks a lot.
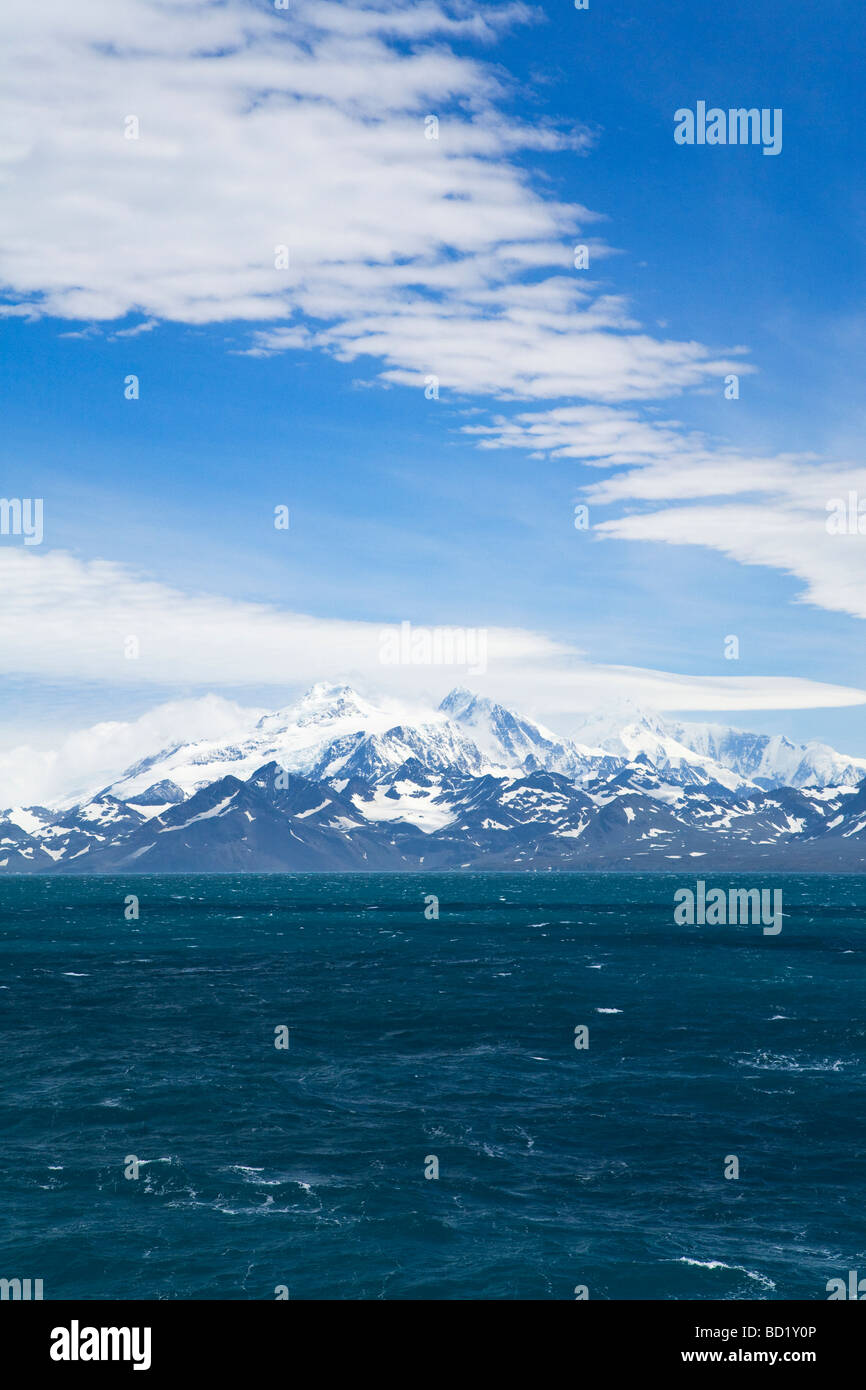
[0,0,738,401]
[0,548,862,714]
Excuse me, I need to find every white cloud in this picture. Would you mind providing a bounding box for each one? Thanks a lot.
[0,0,739,401]
[596,496,866,622]
[0,548,862,760]
[0,549,571,687]
[2,0,862,737]
[0,695,258,810]
[465,403,743,464]
[467,404,866,622]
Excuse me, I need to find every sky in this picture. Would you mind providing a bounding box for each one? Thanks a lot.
[2,0,866,803]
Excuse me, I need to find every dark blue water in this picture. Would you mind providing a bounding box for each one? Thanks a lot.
[1,873,864,1300]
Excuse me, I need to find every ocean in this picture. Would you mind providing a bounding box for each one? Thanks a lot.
[1,872,864,1300]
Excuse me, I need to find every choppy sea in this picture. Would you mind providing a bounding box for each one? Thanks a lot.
[1,873,864,1299]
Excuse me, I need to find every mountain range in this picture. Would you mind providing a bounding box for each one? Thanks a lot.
[3,683,866,873]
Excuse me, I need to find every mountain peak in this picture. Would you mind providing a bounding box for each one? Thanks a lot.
[294,683,381,728]
[300,681,363,709]
[439,687,477,718]
[306,681,356,700]
[256,682,373,734]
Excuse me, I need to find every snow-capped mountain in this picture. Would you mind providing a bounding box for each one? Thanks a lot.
[567,704,866,792]
[568,707,746,791]
[666,720,866,790]
[88,683,608,805]
[99,684,406,805]
[2,683,866,873]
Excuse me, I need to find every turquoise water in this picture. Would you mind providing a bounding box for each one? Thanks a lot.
[1,873,864,1299]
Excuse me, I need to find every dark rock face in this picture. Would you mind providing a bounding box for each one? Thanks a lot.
[4,755,866,874]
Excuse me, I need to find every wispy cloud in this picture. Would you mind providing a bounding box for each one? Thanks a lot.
[0,0,738,401]
[0,550,861,724]
[3,0,863,727]
[467,404,866,622]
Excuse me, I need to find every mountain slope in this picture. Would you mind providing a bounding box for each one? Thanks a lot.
[3,751,866,874]
[3,684,866,872]
[668,720,866,789]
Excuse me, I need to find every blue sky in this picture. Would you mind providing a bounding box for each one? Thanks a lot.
[1,0,866,798]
